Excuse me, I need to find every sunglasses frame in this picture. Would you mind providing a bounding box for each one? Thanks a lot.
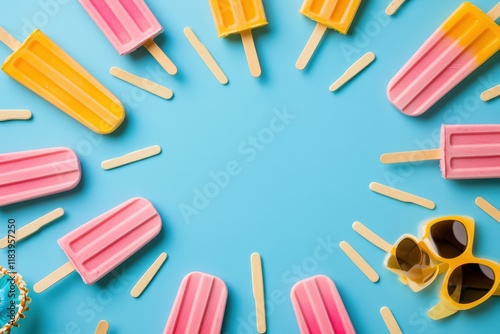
[421,216,500,319]
[384,234,445,292]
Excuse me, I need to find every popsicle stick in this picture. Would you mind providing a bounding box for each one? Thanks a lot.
[296,23,328,70]
[481,84,500,102]
[241,30,262,77]
[183,27,228,85]
[110,67,173,100]
[0,109,32,122]
[95,320,109,334]
[380,149,441,163]
[340,241,379,283]
[143,40,177,76]
[370,182,436,210]
[33,261,75,293]
[380,307,402,334]
[101,145,161,170]
[476,197,500,223]
[251,253,266,334]
[0,27,21,51]
[487,2,500,20]
[329,52,376,92]
[385,0,406,16]
[131,252,168,298]
[352,221,392,253]
[0,208,64,249]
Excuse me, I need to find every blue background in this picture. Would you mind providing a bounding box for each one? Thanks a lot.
[1,0,500,333]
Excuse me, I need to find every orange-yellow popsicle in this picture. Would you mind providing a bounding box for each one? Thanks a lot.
[297,0,362,70]
[209,0,268,77]
[0,28,125,134]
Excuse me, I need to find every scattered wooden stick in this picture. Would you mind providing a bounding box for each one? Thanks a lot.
[184,27,228,85]
[251,253,266,333]
[352,221,392,253]
[476,197,500,223]
[0,208,64,248]
[131,252,168,298]
[0,110,32,122]
[95,320,109,334]
[340,241,379,283]
[380,306,402,334]
[370,182,436,210]
[329,52,376,92]
[386,0,406,16]
[110,67,173,100]
[101,145,161,170]
[481,84,500,102]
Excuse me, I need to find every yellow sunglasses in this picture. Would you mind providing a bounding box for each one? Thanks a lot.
[356,216,500,319]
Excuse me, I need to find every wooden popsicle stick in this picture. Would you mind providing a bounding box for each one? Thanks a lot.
[241,30,262,77]
[0,109,32,122]
[0,27,21,51]
[340,241,379,283]
[143,40,177,75]
[0,208,64,249]
[33,261,75,293]
[296,23,328,70]
[101,145,161,170]
[385,0,406,16]
[476,197,500,223]
[251,252,266,334]
[380,149,441,163]
[380,307,402,334]
[352,221,392,253]
[329,52,376,92]
[110,67,173,100]
[481,84,500,101]
[183,27,228,85]
[487,2,500,20]
[370,182,436,210]
[131,252,168,298]
[95,320,109,334]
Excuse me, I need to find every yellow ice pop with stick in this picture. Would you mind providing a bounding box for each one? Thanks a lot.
[209,0,268,77]
[297,0,362,70]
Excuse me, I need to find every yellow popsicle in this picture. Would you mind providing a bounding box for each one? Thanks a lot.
[297,0,362,70]
[209,0,268,77]
[1,28,125,134]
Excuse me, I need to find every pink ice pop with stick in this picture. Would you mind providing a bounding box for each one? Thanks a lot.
[33,197,162,293]
[79,0,177,75]
[291,275,356,334]
[387,2,500,116]
[0,147,81,207]
[381,124,500,179]
[163,272,228,334]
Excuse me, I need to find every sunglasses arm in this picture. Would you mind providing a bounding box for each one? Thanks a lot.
[427,302,458,320]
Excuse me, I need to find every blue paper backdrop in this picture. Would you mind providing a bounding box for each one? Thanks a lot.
[1,0,500,333]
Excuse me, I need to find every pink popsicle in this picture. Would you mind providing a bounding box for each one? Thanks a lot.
[387,2,500,116]
[34,197,162,292]
[0,147,81,207]
[381,124,500,179]
[291,275,356,334]
[79,0,177,75]
[164,272,228,334]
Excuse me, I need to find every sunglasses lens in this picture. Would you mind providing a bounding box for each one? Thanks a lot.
[448,264,495,304]
[430,220,467,258]
[396,238,421,271]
